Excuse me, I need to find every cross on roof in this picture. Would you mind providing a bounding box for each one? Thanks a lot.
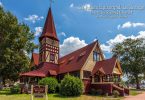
[50,0,54,7]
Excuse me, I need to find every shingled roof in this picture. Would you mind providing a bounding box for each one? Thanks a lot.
[21,41,97,77]
[59,41,97,74]
[21,63,59,77]
[40,8,58,41]
[92,57,122,75]
[32,53,39,66]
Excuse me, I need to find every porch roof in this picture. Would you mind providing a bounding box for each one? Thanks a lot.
[92,57,121,75]
[20,63,58,77]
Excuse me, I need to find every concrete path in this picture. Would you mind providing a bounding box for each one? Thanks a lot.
[124,92,145,100]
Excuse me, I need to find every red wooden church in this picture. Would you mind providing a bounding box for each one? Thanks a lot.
[20,7,129,96]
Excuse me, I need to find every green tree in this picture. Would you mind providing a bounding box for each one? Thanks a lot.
[0,7,37,85]
[112,38,145,89]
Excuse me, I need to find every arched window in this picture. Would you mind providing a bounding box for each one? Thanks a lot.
[93,51,98,61]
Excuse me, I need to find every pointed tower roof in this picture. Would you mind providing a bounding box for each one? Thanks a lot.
[40,8,59,41]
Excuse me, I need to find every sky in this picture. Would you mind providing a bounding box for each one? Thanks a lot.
[1,0,145,58]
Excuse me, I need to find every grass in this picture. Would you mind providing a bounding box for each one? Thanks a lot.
[0,89,122,100]
[130,89,144,96]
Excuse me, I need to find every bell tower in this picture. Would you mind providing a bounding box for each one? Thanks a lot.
[39,8,59,64]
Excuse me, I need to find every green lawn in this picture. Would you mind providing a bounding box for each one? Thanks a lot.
[0,89,122,100]
[130,89,144,96]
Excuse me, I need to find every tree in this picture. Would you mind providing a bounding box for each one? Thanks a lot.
[112,38,145,89]
[0,7,37,85]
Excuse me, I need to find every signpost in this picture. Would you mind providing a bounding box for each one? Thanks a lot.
[31,85,48,100]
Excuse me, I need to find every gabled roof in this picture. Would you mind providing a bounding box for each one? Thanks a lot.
[92,57,122,75]
[40,8,58,41]
[21,63,59,77]
[32,53,39,66]
[59,41,97,74]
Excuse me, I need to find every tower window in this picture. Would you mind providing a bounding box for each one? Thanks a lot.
[93,51,98,61]
[50,53,55,61]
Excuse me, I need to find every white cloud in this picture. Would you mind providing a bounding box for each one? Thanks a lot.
[70,3,74,8]
[34,27,43,36]
[101,31,145,53]
[59,32,66,37]
[0,2,3,7]
[81,4,92,11]
[60,36,87,56]
[117,25,121,30]
[118,22,145,29]
[24,15,44,23]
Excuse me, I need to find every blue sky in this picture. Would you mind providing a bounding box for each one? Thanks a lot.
[1,0,145,58]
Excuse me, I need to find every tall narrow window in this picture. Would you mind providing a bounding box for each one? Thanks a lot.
[93,51,98,61]
[50,53,55,61]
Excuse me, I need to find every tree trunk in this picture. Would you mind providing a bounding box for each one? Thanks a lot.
[136,76,140,89]
[2,78,5,86]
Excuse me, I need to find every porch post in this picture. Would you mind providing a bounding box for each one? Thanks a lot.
[92,76,94,83]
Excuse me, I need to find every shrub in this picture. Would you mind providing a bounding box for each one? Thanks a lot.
[113,90,120,98]
[55,83,60,93]
[10,84,20,94]
[38,77,58,93]
[60,75,83,96]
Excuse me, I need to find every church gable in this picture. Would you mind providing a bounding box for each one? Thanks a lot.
[29,53,39,68]
[81,41,105,72]
[59,41,96,74]
[112,60,123,75]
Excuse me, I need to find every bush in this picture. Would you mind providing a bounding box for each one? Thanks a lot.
[60,75,83,96]
[39,77,58,93]
[113,90,120,98]
[55,83,60,93]
[10,84,20,94]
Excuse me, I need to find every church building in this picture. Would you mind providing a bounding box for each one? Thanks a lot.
[20,7,129,96]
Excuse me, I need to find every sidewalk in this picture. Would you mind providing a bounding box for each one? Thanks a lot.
[124,92,145,100]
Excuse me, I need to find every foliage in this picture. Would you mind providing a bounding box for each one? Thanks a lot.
[55,83,60,93]
[10,84,20,94]
[112,38,145,89]
[60,75,83,96]
[39,77,58,93]
[0,7,38,84]
[112,90,120,98]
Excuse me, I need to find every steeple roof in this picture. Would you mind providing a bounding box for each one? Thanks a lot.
[40,8,59,41]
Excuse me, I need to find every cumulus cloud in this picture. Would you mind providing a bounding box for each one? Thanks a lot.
[70,3,74,8]
[34,27,43,36]
[24,15,44,23]
[101,31,145,53]
[0,2,2,7]
[60,36,87,56]
[118,22,145,29]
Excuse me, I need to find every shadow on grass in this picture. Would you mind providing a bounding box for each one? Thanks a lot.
[53,94,80,98]
[0,89,23,96]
